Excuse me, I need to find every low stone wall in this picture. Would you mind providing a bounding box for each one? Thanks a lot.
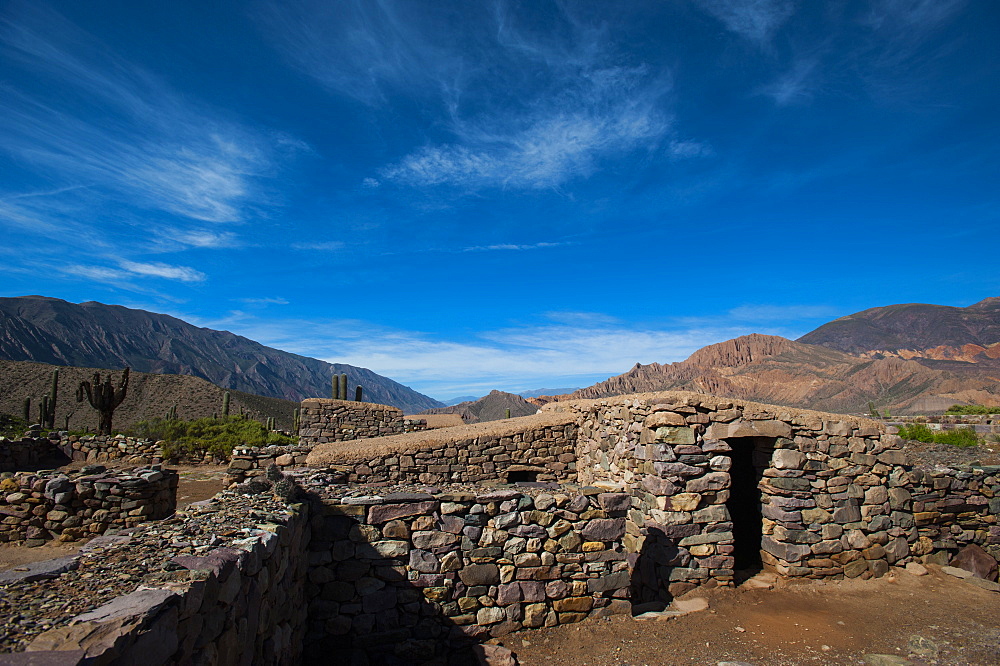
[298,399,412,447]
[227,444,314,483]
[0,488,309,664]
[57,433,165,464]
[305,414,578,485]
[299,480,632,664]
[0,436,68,471]
[0,466,177,544]
[904,463,1000,562]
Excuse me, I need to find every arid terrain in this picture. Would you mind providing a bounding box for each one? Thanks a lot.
[512,567,1000,666]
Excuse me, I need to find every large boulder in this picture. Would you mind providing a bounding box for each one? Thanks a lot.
[951,544,998,581]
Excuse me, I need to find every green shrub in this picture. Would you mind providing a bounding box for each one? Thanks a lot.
[898,422,982,448]
[933,427,981,448]
[945,404,999,415]
[127,415,294,459]
[0,413,30,439]
[896,423,936,443]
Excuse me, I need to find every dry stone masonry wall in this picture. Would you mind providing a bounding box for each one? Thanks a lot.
[547,393,911,596]
[304,416,577,485]
[298,479,632,664]
[0,489,309,665]
[298,399,414,447]
[0,466,176,545]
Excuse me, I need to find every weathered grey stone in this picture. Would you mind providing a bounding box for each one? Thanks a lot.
[761,535,811,563]
[459,564,500,586]
[408,549,439,573]
[771,449,805,470]
[367,501,437,524]
[580,518,626,542]
[685,473,729,493]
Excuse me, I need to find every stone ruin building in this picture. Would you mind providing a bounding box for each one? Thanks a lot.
[0,391,996,664]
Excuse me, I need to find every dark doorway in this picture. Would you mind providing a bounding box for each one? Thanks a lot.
[506,469,538,483]
[725,437,773,578]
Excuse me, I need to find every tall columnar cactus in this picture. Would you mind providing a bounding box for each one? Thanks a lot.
[339,374,348,402]
[45,369,59,428]
[355,385,363,402]
[332,373,339,400]
[39,397,47,426]
[293,408,300,432]
[222,391,230,417]
[76,368,130,436]
[22,397,30,422]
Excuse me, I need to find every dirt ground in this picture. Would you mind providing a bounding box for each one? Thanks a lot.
[0,464,229,571]
[510,568,1000,666]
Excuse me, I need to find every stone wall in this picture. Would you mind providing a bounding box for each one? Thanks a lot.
[904,463,1000,562]
[0,436,68,471]
[298,399,413,447]
[298,481,632,664]
[546,393,910,594]
[0,489,309,665]
[304,414,578,485]
[0,466,176,544]
[58,433,166,464]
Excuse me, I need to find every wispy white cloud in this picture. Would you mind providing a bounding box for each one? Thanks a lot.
[759,58,818,106]
[461,241,565,253]
[118,260,206,282]
[204,309,808,397]
[290,240,345,251]
[62,265,129,282]
[237,297,290,305]
[669,140,714,159]
[0,3,283,225]
[695,0,796,44]
[261,1,674,191]
[864,0,966,33]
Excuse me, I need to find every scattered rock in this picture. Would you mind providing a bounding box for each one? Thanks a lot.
[941,565,973,579]
[950,543,998,582]
[904,562,928,576]
[864,655,911,665]
[670,597,709,615]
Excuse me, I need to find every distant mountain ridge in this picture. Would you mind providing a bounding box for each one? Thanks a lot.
[566,298,1000,414]
[0,296,442,413]
[420,390,539,423]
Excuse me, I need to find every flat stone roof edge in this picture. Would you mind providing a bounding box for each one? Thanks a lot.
[305,411,577,466]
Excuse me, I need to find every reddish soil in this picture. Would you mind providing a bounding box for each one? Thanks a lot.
[511,568,1000,665]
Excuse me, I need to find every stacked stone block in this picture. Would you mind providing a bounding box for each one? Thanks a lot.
[558,393,906,589]
[324,424,577,485]
[302,487,632,663]
[0,436,66,471]
[298,399,408,446]
[0,467,177,544]
[905,464,1000,561]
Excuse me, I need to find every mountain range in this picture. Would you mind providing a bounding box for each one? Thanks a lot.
[0,296,442,413]
[420,390,539,423]
[554,298,1000,415]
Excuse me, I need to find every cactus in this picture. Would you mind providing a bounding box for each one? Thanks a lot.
[339,374,348,402]
[222,391,231,417]
[45,369,58,428]
[505,408,511,419]
[293,408,300,431]
[76,368,130,436]
[22,397,30,422]
[39,397,47,425]
[166,404,178,420]
[332,373,339,399]
[355,385,363,402]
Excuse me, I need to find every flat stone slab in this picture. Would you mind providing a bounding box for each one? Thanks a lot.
[0,650,86,665]
[0,556,79,584]
[941,565,973,579]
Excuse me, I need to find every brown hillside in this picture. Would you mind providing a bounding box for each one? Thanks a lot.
[0,360,298,432]
[568,334,1000,415]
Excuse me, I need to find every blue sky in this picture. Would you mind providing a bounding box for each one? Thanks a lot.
[1,1,998,401]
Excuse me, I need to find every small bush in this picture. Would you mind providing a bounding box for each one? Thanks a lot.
[933,427,981,448]
[127,415,294,459]
[897,423,982,448]
[896,423,936,443]
[945,404,999,415]
[0,413,30,439]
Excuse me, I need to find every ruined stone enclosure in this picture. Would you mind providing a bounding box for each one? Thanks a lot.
[2,391,997,665]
